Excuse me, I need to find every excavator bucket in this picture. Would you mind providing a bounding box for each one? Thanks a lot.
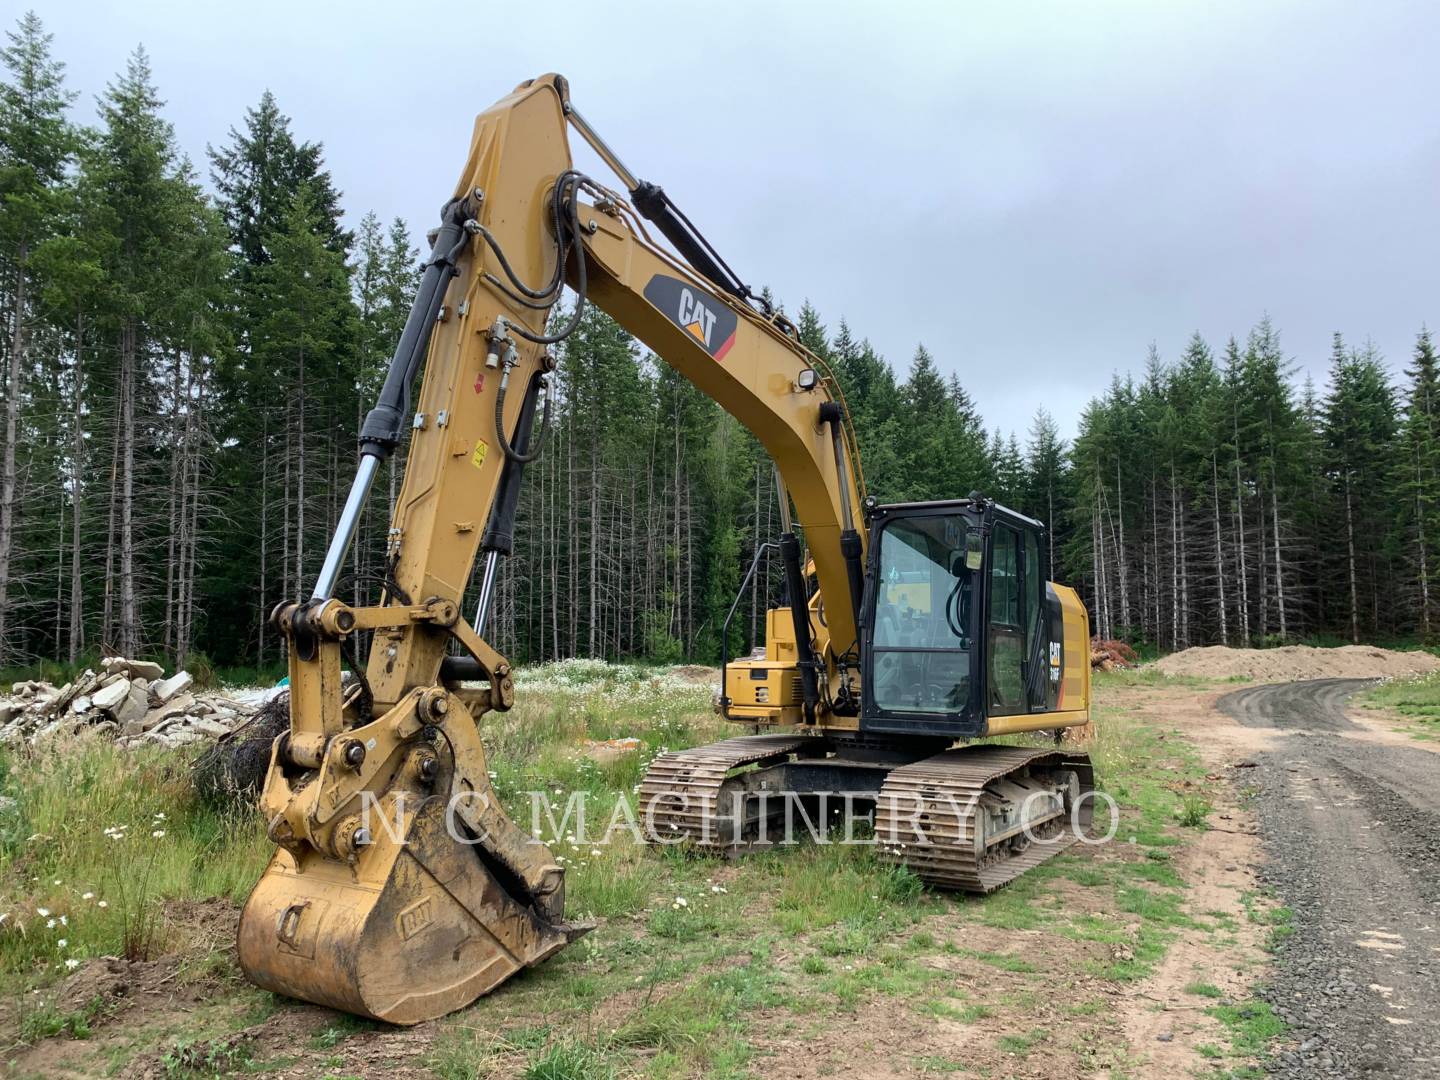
[239,796,584,1025]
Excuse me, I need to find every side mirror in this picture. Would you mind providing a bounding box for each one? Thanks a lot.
[965,529,984,571]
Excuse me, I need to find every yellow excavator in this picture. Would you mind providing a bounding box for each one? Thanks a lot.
[237,75,1095,1024]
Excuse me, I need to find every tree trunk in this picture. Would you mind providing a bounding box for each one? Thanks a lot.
[1170,463,1179,650]
[1115,459,1130,632]
[119,318,139,657]
[1271,472,1287,640]
[1212,454,1228,646]
[1344,471,1359,643]
[0,245,27,664]
[1232,427,1250,645]
[68,313,86,663]
[1417,455,1432,639]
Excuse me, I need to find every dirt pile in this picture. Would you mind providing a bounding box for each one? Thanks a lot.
[1151,644,1440,682]
[0,657,257,748]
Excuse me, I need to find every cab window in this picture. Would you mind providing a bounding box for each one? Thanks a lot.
[871,514,973,714]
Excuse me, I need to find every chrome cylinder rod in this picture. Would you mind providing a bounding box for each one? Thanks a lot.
[311,453,382,602]
[472,550,501,635]
[774,464,793,534]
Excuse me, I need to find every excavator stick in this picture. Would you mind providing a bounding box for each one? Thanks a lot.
[236,76,594,1022]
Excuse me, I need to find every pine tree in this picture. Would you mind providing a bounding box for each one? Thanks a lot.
[89,46,195,656]
[1396,329,1440,639]
[208,90,348,267]
[1024,409,1066,569]
[1322,335,1397,642]
[0,11,76,662]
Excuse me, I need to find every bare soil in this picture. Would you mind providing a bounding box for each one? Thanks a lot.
[1151,644,1440,682]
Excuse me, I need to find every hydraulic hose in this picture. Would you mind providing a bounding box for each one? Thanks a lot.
[494,372,552,465]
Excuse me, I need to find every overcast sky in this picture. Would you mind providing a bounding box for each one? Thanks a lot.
[34,0,1440,439]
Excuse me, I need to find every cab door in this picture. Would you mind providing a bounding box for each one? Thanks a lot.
[986,519,1046,716]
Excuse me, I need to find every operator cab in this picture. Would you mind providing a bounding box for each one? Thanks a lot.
[860,498,1055,738]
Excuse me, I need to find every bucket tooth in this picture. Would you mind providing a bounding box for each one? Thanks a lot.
[238,797,590,1025]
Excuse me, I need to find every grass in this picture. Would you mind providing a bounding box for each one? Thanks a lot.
[1359,670,1440,732]
[1185,981,1225,998]
[1178,794,1213,828]
[1207,999,1286,1056]
[0,740,270,973]
[0,659,1248,1077]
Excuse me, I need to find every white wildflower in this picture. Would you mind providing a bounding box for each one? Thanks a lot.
[65,958,80,971]
[59,915,67,926]
[97,901,108,909]
[56,938,66,948]
[674,896,688,907]
[151,830,166,839]
[36,907,50,917]
[46,918,56,929]
[81,892,94,901]
[711,885,727,894]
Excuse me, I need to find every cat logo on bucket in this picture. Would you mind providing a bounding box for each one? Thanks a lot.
[643,274,738,360]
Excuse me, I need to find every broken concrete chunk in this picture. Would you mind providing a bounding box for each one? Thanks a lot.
[102,657,164,681]
[92,679,132,712]
[115,685,151,733]
[149,671,192,706]
[184,717,231,738]
[157,692,196,721]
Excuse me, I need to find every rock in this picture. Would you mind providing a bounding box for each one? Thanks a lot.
[71,695,92,714]
[102,657,164,681]
[0,703,15,725]
[184,717,231,738]
[114,685,151,733]
[156,692,196,722]
[92,678,132,713]
[154,729,203,748]
[131,677,149,692]
[149,671,193,706]
[44,681,75,715]
[1156,1032,1174,1043]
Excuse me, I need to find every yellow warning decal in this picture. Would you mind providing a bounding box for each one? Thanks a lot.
[471,439,488,469]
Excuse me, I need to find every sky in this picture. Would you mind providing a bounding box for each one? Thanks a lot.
[31,0,1440,440]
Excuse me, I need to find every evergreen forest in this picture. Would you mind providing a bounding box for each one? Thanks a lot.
[3,14,1437,674]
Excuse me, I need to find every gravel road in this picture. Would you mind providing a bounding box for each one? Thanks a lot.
[1218,679,1440,1078]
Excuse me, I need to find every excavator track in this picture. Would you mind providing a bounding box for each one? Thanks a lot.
[641,736,1094,895]
[875,745,1093,893]
[639,733,823,850]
